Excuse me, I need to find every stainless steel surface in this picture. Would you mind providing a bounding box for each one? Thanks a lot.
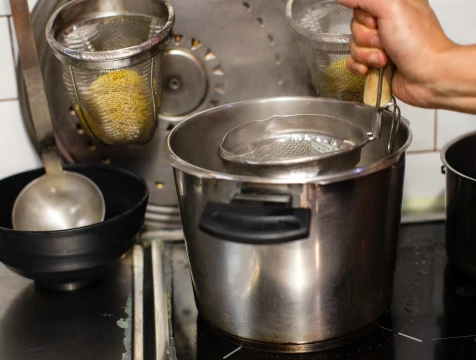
[163,97,412,347]
[218,114,370,178]
[141,228,184,242]
[10,0,105,232]
[46,0,175,146]
[286,0,363,101]
[152,241,170,360]
[441,131,476,280]
[145,204,182,230]
[160,36,217,121]
[133,245,144,360]
[371,67,385,140]
[19,0,311,228]
[0,252,135,360]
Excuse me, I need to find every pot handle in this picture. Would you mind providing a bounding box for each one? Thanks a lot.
[198,201,311,245]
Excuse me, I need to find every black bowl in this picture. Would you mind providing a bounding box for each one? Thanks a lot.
[0,164,148,291]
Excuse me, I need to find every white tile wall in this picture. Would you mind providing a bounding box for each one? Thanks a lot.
[0,17,17,99]
[429,0,476,46]
[401,152,445,217]
[399,102,435,152]
[0,0,37,16]
[436,111,476,149]
[430,0,476,152]
[0,100,41,177]
[1,0,476,220]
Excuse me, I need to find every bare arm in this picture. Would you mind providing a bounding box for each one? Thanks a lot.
[337,0,476,114]
[427,44,476,114]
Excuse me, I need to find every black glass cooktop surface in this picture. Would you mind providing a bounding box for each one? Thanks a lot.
[171,222,476,360]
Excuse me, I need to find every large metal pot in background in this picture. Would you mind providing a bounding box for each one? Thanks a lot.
[163,97,412,351]
[441,132,476,280]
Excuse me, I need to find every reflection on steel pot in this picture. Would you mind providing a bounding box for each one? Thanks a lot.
[162,97,412,352]
[441,132,476,280]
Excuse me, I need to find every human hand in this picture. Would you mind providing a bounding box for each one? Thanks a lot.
[337,0,455,109]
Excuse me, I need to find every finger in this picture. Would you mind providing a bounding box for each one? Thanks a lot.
[351,19,382,48]
[337,0,384,17]
[347,56,368,75]
[349,37,388,68]
[353,8,377,29]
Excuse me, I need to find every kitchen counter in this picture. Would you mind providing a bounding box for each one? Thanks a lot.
[0,253,133,360]
[1,221,475,359]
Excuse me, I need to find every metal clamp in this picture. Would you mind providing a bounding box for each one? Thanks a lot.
[384,96,401,153]
[371,67,385,141]
[367,66,400,153]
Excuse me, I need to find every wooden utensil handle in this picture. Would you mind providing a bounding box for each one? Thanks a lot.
[363,60,395,108]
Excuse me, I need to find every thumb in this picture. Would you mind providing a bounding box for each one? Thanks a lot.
[337,0,385,18]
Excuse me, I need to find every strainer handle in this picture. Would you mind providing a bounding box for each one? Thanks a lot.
[363,60,395,108]
[10,0,63,175]
[363,60,395,141]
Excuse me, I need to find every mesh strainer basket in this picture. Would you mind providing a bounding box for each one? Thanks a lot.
[286,0,365,102]
[218,114,371,178]
[46,0,175,146]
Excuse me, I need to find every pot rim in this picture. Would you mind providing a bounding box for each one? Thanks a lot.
[163,96,413,185]
[440,130,476,182]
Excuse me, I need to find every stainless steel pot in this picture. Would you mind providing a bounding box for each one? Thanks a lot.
[162,97,412,352]
[441,132,476,280]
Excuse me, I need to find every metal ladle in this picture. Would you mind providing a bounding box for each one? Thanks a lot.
[10,0,105,232]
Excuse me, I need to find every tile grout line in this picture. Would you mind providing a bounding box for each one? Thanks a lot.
[0,97,19,102]
[407,149,440,155]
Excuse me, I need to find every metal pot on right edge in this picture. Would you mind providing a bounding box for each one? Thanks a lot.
[441,132,476,279]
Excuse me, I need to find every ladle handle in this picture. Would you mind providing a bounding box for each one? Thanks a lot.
[363,60,395,140]
[10,0,63,174]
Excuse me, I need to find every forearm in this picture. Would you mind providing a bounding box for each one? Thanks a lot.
[427,44,476,114]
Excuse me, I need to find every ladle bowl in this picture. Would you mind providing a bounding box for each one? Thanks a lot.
[12,170,105,231]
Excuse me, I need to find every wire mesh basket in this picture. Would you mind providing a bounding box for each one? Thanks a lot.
[46,0,175,146]
[286,0,365,102]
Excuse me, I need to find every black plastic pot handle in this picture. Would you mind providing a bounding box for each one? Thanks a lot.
[198,201,311,245]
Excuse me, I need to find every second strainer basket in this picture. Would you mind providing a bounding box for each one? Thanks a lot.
[46,0,175,146]
[286,0,365,102]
